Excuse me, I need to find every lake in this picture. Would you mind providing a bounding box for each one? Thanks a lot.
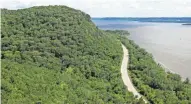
[93,18,191,79]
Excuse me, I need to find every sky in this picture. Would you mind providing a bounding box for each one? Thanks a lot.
[1,0,191,17]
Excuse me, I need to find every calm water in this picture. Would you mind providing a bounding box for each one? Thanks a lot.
[93,18,191,79]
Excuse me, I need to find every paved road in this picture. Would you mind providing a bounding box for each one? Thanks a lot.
[121,44,148,103]
[121,44,142,98]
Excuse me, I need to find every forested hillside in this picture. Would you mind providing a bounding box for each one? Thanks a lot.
[1,6,145,104]
[107,30,191,104]
[3,5,190,104]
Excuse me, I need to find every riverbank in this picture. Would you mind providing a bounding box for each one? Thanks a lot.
[119,33,191,103]
[128,24,191,80]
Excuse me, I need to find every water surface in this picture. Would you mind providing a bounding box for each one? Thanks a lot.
[93,18,191,79]
[127,23,191,79]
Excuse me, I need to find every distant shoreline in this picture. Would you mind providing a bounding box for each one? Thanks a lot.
[94,20,191,80]
[182,23,191,25]
[92,17,191,23]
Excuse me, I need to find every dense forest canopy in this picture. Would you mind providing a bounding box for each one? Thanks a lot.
[1,6,145,104]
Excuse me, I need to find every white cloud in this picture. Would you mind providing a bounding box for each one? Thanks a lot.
[0,0,191,17]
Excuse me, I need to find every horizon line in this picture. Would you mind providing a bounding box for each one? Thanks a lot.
[92,17,191,18]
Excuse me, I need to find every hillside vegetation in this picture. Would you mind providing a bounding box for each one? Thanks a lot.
[2,5,190,104]
[1,6,145,104]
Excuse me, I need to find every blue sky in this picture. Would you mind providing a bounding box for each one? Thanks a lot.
[1,0,191,17]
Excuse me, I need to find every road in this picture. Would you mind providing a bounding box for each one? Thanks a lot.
[121,44,147,103]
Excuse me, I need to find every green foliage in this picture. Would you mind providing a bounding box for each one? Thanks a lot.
[117,31,191,104]
[1,6,140,104]
[105,30,130,36]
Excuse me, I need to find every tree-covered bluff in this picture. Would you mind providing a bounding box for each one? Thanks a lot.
[1,6,145,104]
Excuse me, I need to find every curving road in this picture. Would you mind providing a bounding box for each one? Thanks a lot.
[121,44,147,103]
